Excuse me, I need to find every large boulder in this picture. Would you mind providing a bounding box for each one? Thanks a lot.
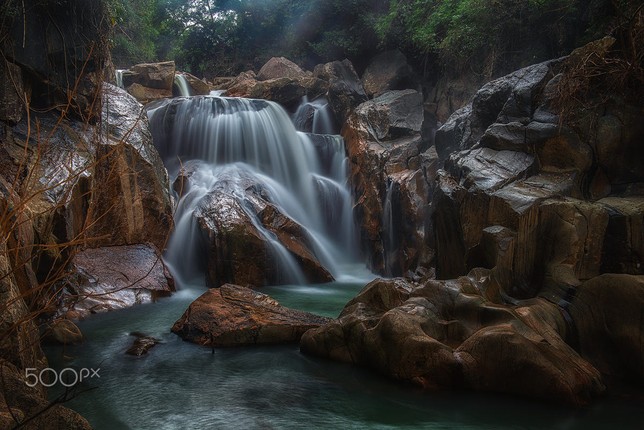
[61,244,175,319]
[301,276,604,405]
[86,84,173,250]
[343,90,434,275]
[225,71,328,110]
[177,162,333,287]
[257,57,308,81]
[122,61,175,90]
[172,285,332,346]
[313,59,368,125]
[362,50,419,98]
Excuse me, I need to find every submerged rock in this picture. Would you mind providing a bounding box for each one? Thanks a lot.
[126,333,161,356]
[61,244,175,319]
[172,285,332,346]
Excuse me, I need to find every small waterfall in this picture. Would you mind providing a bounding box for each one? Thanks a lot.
[174,74,193,97]
[115,69,125,89]
[382,178,399,277]
[293,96,335,134]
[148,95,360,285]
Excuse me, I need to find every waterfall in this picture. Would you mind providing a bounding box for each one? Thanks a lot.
[148,95,360,285]
[382,178,398,277]
[293,96,335,134]
[174,74,192,97]
[115,69,125,89]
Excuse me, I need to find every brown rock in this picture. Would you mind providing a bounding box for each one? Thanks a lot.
[257,57,308,81]
[180,72,213,95]
[126,333,160,356]
[301,276,605,405]
[126,83,172,104]
[62,244,175,319]
[570,274,644,382]
[172,285,332,346]
[226,72,328,109]
[87,84,173,250]
[123,61,176,90]
[42,319,83,345]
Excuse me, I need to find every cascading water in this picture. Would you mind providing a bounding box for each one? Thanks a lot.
[115,69,125,89]
[174,74,192,97]
[148,95,360,285]
[292,96,336,134]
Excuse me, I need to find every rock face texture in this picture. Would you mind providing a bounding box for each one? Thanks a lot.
[173,285,332,346]
[342,89,436,276]
[304,39,644,403]
[257,57,309,81]
[301,276,605,406]
[313,60,368,125]
[121,61,176,103]
[361,50,420,98]
[61,244,175,319]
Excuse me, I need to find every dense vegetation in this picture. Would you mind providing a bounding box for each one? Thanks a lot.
[108,0,637,79]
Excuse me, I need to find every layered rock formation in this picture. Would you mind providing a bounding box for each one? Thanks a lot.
[342,89,436,276]
[303,38,644,403]
[173,284,332,346]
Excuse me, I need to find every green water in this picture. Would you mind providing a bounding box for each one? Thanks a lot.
[45,275,644,429]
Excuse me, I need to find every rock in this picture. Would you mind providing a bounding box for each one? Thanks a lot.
[343,91,430,275]
[172,285,332,346]
[257,57,308,81]
[313,59,368,125]
[61,244,175,319]
[125,82,172,104]
[126,333,160,356]
[362,50,419,98]
[42,319,83,345]
[123,61,175,90]
[188,165,334,287]
[301,276,604,405]
[0,359,91,430]
[0,61,25,124]
[352,90,424,140]
[86,84,173,250]
[570,274,644,382]
[0,238,45,371]
[226,72,328,109]
[178,72,212,96]
[1,0,108,119]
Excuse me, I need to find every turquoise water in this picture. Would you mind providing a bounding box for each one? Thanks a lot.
[46,276,644,430]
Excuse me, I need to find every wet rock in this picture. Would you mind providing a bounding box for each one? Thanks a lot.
[189,167,334,287]
[61,244,175,319]
[301,276,604,405]
[343,89,431,275]
[126,333,160,356]
[226,72,328,110]
[178,72,212,96]
[313,59,368,125]
[173,285,332,346]
[0,359,91,430]
[125,83,172,104]
[257,57,308,81]
[362,50,419,98]
[42,319,83,345]
[87,84,174,250]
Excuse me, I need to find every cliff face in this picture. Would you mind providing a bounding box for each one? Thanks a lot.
[303,37,644,402]
[0,1,174,427]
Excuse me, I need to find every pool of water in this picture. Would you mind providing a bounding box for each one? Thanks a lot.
[45,273,644,429]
